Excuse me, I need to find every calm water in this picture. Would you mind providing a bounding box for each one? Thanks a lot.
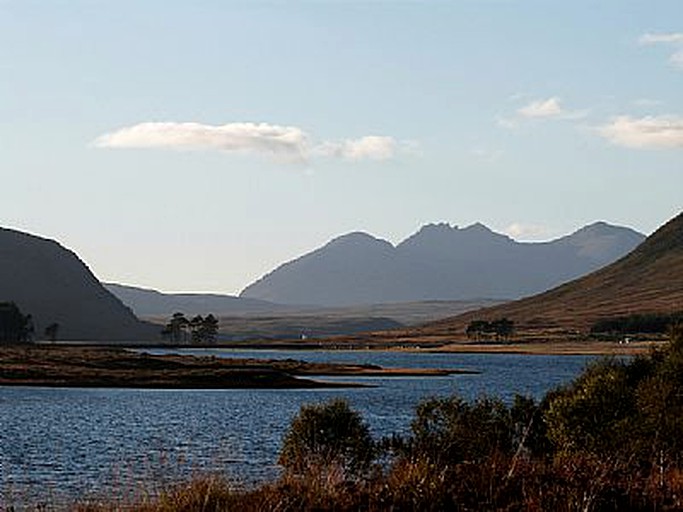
[0,350,596,506]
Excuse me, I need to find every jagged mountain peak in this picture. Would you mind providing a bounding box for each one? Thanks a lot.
[241,220,645,307]
[421,211,683,336]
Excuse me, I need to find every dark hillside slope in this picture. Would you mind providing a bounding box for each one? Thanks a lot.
[419,212,683,337]
[0,228,157,341]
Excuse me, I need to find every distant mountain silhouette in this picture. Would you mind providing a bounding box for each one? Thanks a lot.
[104,283,294,317]
[240,222,645,307]
[0,228,157,341]
[417,211,683,336]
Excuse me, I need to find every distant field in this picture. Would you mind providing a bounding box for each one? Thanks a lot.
[143,299,503,340]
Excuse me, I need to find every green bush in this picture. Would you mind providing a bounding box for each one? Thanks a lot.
[545,324,683,468]
[278,399,374,478]
[406,395,514,466]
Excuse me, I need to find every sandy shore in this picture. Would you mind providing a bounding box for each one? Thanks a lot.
[427,340,664,355]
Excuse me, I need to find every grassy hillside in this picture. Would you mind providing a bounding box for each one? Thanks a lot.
[416,211,683,340]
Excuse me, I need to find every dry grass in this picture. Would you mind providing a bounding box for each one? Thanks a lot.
[69,454,683,512]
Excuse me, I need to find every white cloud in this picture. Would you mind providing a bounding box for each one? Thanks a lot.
[505,223,552,241]
[517,97,588,120]
[95,122,410,162]
[639,32,683,45]
[95,122,310,161]
[518,97,563,118]
[315,136,398,161]
[598,115,683,149]
[638,32,683,70]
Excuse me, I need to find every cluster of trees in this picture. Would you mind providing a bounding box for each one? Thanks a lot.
[0,302,34,343]
[274,325,683,509]
[161,312,219,344]
[465,317,515,341]
[591,311,683,336]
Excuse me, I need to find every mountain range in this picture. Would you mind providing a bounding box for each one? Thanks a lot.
[407,210,683,339]
[240,222,645,307]
[0,228,156,341]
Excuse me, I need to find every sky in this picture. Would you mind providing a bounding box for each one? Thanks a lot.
[1,1,681,295]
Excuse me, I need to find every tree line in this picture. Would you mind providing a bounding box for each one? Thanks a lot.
[465,317,515,341]
[591,311,683,336]
[0,302,61,343]
[0,302,34,343]
[161,312,219,344]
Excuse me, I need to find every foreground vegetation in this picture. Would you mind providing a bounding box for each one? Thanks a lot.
[63,326,683,511]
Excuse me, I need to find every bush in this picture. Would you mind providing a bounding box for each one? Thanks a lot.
[405,395,514,467]
[545,325,683,468]
[278,399,374,479]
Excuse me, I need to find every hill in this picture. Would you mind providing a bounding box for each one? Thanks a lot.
[240,222,645,307]
[416,211,683,340]
[104,283,294,317]
[0,228,157,341]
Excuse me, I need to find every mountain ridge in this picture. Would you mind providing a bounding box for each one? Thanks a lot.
[415,211,683,338]
[240,221,645,307]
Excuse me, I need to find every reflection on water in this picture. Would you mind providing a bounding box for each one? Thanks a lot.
[0,350,595,506]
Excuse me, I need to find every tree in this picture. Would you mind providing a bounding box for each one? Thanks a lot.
[190,314,205,344]
[162,312,219,344]
[466,318,515,341]
[407,395,514,467]
[162,312,190,343]
[200,314,219,343]
[44,322,60,342]
[544,325,683,466]
[466,320,490,340]
[279,399,375,478]
[0,302,34,343]
[492,318,515,341]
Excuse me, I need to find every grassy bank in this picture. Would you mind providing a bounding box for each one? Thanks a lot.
[0,345,468,389]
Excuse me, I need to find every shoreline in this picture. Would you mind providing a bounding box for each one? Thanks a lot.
[106,338,665,356]
[0,345,472,390]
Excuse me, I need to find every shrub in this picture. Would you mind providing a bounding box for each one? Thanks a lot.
[406,395,514,467]
[546,325,683,467]
[278,399,374,479]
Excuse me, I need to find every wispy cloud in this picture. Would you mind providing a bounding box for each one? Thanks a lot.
[495,116,518,129]
[505,223,552,241]
[314,136,397,161]
[639,32,683,45]
[638,32,683,69]
[471,147,503,162]
[95,122,309,161]
[598,115,683,149]
[94,121,411,163]
[518,97,563,118]
[517,97,588,120]
[632,98,663,108]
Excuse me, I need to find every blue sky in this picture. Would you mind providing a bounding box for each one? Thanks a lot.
[1,1,681,294]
